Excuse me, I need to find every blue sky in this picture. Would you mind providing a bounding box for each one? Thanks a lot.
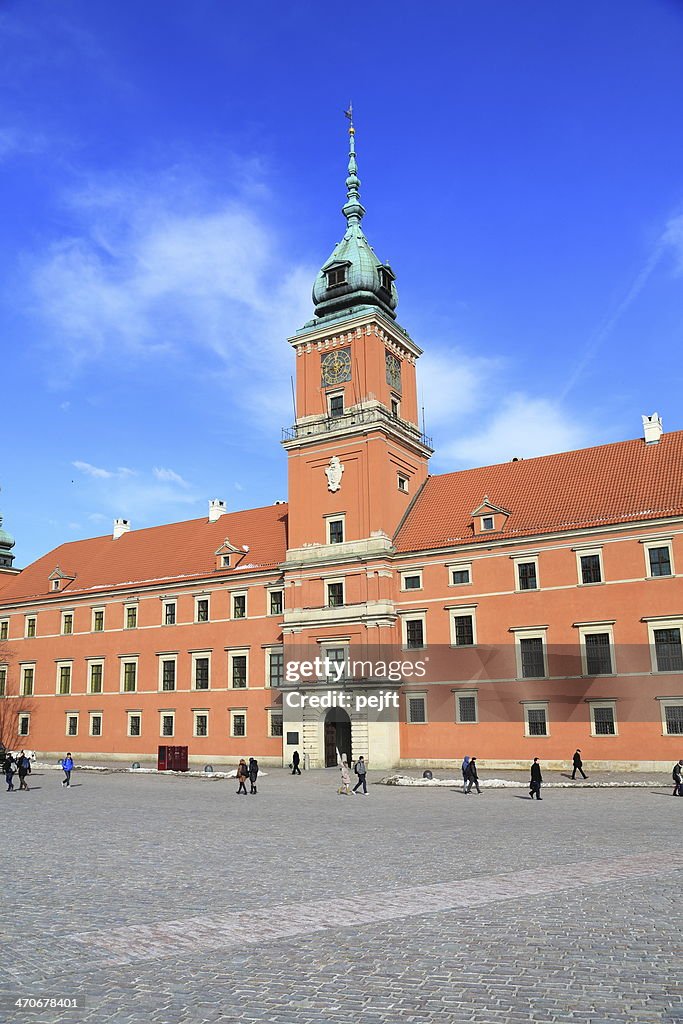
[2,0,683,567]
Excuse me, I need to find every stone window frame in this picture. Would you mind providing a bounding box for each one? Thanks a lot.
[162,599,177,626]
[65,712,79,737]
[641,537,675,579]
[447,605,478,647]
[231,591,248,620]
[157,652,178,692]
[0,618,8,641]
[644,617,683,673]
[447,561,472,587]
[159,710,175,738]
[124,602,138,630]
[265,646,284,688]
[191,650,212,691]
[400,569,423,592]
[127,711,142,738]
[588,699,618,738]
[91,607,105,633]
[89,711,103,737]
[55,661,73,696]
[61,609,75,635]
[522,700,550,738]
[87,659,104,694]
[20,663,35,697]
[18,712,30,737]
[24,615,36,639]
[574,621,616,677]
[268,708,283,738]
[230,709,247,738]
[325,514,346,545]
[573,545,605,586]
[193,710,209,739]
[455,689,479,725]
[406,690,428,724]
[512,553,540,592]
[399,610,427,650]
[119,656,139,694]
[657,697,683,736]
[227,648,249,689]
[511,626,548,680]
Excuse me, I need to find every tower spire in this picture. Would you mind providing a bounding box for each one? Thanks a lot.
[342,102,365,225]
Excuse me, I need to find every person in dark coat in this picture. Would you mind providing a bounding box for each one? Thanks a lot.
[248,757,259,794]
[291,750,301,775]
[17,751,30,791]
[672,760,683,796]
[530,757,543,800]
[4,753,15,792]
[464,757,481,794]
[236,759,249,795]
[571,749,587,780]
[352,755,368,794]
[461,756,470,794]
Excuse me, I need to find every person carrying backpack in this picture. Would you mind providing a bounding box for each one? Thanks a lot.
[464,757,481,794]
[672,760,683,796]
[17,751,30,791]
[248,757,259,794]
[4,753,16,792]
[352,755,368,795]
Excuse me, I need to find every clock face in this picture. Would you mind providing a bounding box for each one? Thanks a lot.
[321,348,352,387]
[385,351,402,392]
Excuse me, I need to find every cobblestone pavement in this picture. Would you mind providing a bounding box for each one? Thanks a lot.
[1,768,681,1024]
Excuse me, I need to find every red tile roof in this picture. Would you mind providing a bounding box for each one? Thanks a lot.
[395,432,683,552]
[0,504,288,605]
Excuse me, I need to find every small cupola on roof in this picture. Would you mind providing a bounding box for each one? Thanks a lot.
[312,105,398,323]
[0,506,15,571]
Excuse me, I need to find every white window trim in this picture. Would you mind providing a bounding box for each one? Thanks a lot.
[397,472,409,493]
[163,600,177,626]
[159,711,175,738]
[448,562,472,587]
[449,606,478,647]
[158,653,178,692]
[455,689,479,724]
[0,618,8,641]
[647,618,683,673]
[20,663,36,696]
[325,513,346,545]
[512,627,548,680]
[326,388,344,416]
[267,588,284,616]
[230,708,247,738]
[513,554,540,592]
[87,659,104,694]
[401,570,423,592]
[589,700,618,737]
[194,595,211,623]
[24,615,36,638]
[643,538,675,579]
[193,710,209,738]
[119,657,139,694]
[91,607,105,632]
[66,712,79,737]
[400,611,427,650]
[268,708,283,738]
[228,648,249,689]
[575,547,604,586]
[191,650,212,691]
[124,603,138,629]
[265,646,284,688]
[658,697,683,736]
[61,610,75,635]
[18,712,31,737]
[577,623,616,676]
[325,576,345,608]
[522,700,550,738]
[231,591,248,620]
[89,711,103,737]
[55,660,73,696]
[406,691,428,724]
[481,515,495,532]
[0,664,7,696]
[127,711,142,738]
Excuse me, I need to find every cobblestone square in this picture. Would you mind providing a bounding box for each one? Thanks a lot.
[1,767,681,1024]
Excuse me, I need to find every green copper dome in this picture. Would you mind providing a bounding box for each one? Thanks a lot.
[0,515,14,550]
[312,111,398,322]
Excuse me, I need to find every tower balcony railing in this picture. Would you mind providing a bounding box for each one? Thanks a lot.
[282,405,433,449]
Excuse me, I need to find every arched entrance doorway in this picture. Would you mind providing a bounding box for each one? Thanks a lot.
[324,706,352,767]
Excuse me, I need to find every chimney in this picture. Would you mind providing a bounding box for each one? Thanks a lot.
[208,499,227,523]
[642,412,663,445]
[113,518,131,539]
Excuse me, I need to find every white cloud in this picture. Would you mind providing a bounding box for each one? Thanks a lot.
[28,172,315,429]
[72,460,114,479]
[153,467,189,486]
[436,393,589,468]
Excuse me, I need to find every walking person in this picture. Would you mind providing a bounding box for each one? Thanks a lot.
[236,759,249,795]
[571,749,587,780]
[17,751,30,791]
[61,752,74,788]
[529,757,543,800]
[4,752,15,792]
[461,756,471,794]
[352,755,368,794]
[672,759,683,796]
[248,757,259,794]
[464,756,481,794]
[338,758,351,796]
[291,750,301,775]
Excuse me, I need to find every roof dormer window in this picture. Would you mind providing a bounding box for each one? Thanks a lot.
[379,267,393,293]
[481,516,495,531]
[326,266,347,288]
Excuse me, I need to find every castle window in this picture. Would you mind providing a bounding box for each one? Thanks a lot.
[88,662,103,694]
[380,268,393,293]
[18,713,30,737]
[269,590,283,615]
[160,658,176,692]
[160,713,175,738]
[524,702,549,737]
[128,713,141,738]
[0,619,8,641]
[125,605,138,629]
[456,692,478,724]
[230,711,247,738]
[397,473,409,493]
[193,654,211,690]
[328,393,344,418]
[25,616,36,638]
[232,593,247,619]
[90,713,102,737]
[327,580,345,608]
[194,712,209,738]
[92,608,105,632]
[195,597,210,623]
[328,518,344,545]
[406,693,427,724]
[164,601,176,625]
[21,666,34,696]
[66,714,79,737]
[326,266,347,288]
[61,612,73,635]
[590,701,617,737]
[481,516,495,531]
[645,542,673,578]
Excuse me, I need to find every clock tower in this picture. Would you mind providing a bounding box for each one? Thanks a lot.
[283,113,433,556]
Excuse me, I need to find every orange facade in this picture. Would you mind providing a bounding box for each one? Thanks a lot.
[2,127,683,770]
